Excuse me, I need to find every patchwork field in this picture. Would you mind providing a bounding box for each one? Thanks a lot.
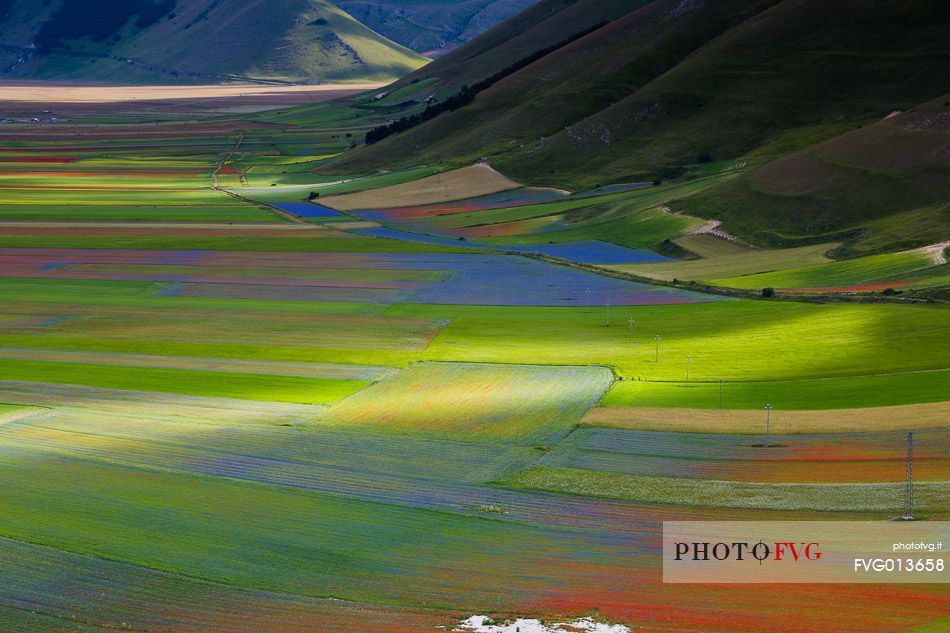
[321,164,520,210]
[319,361,613,442]
[0,85,945,633]
[350,177,724,253]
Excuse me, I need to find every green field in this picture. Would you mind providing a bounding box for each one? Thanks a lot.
[0,450,544,606]
[502,467,950,512]
[0,359,367,404]
[319,361,613,442]
[601,370,950,410]
[396,301,950,384]
[716,250,937,290]
[674,233,751,257]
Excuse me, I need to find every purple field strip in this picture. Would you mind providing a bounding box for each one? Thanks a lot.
[355,227,487,249]
[141,254,722,307]
[355,229,676,265]
[0,247,716,306]
[162,283,415,303]
[274,202,345,218]
[409,256,719,307]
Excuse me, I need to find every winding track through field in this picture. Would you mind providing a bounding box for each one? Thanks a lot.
[210,133,309,225]
[919,240,950,265]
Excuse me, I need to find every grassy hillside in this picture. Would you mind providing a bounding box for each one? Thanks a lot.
[337,0,538,55]
[676,94,950,253]
[327,0,737,170]
[385,0,651,95]
[337,0,948,177]
[0,0,429,83]
[322,0,948,252]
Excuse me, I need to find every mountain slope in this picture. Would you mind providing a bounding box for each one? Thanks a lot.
[390,0,652,94]
[325,0,949,251]
[0,0,429,83]
[676,94,950,254]
[337,0,538,55]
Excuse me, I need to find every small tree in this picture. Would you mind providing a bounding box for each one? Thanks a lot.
[307,191,319,201]
[762,287,775,298]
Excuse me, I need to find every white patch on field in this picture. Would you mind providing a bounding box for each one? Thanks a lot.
[453,615,630,633]
[913,240,950,265]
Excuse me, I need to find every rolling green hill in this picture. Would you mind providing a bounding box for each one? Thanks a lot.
[0,0,429,83]
[324,0,949,251]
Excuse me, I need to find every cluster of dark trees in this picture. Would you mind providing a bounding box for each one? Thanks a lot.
[365,85,476,145]
[365,20,608,146]
[36,0,176,51]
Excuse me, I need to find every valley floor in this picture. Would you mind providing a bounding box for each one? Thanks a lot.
[0,86,945,633]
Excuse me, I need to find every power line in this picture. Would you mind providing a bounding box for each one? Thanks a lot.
[902,431,914,520]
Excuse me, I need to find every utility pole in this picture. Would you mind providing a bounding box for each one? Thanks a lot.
[654,334,660,363]
[605,300,611,327]
[718,378,723,409]
[902,431,914,520]
[764,404,772,448]
[628,317,635,343]
[686,355,691,385]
